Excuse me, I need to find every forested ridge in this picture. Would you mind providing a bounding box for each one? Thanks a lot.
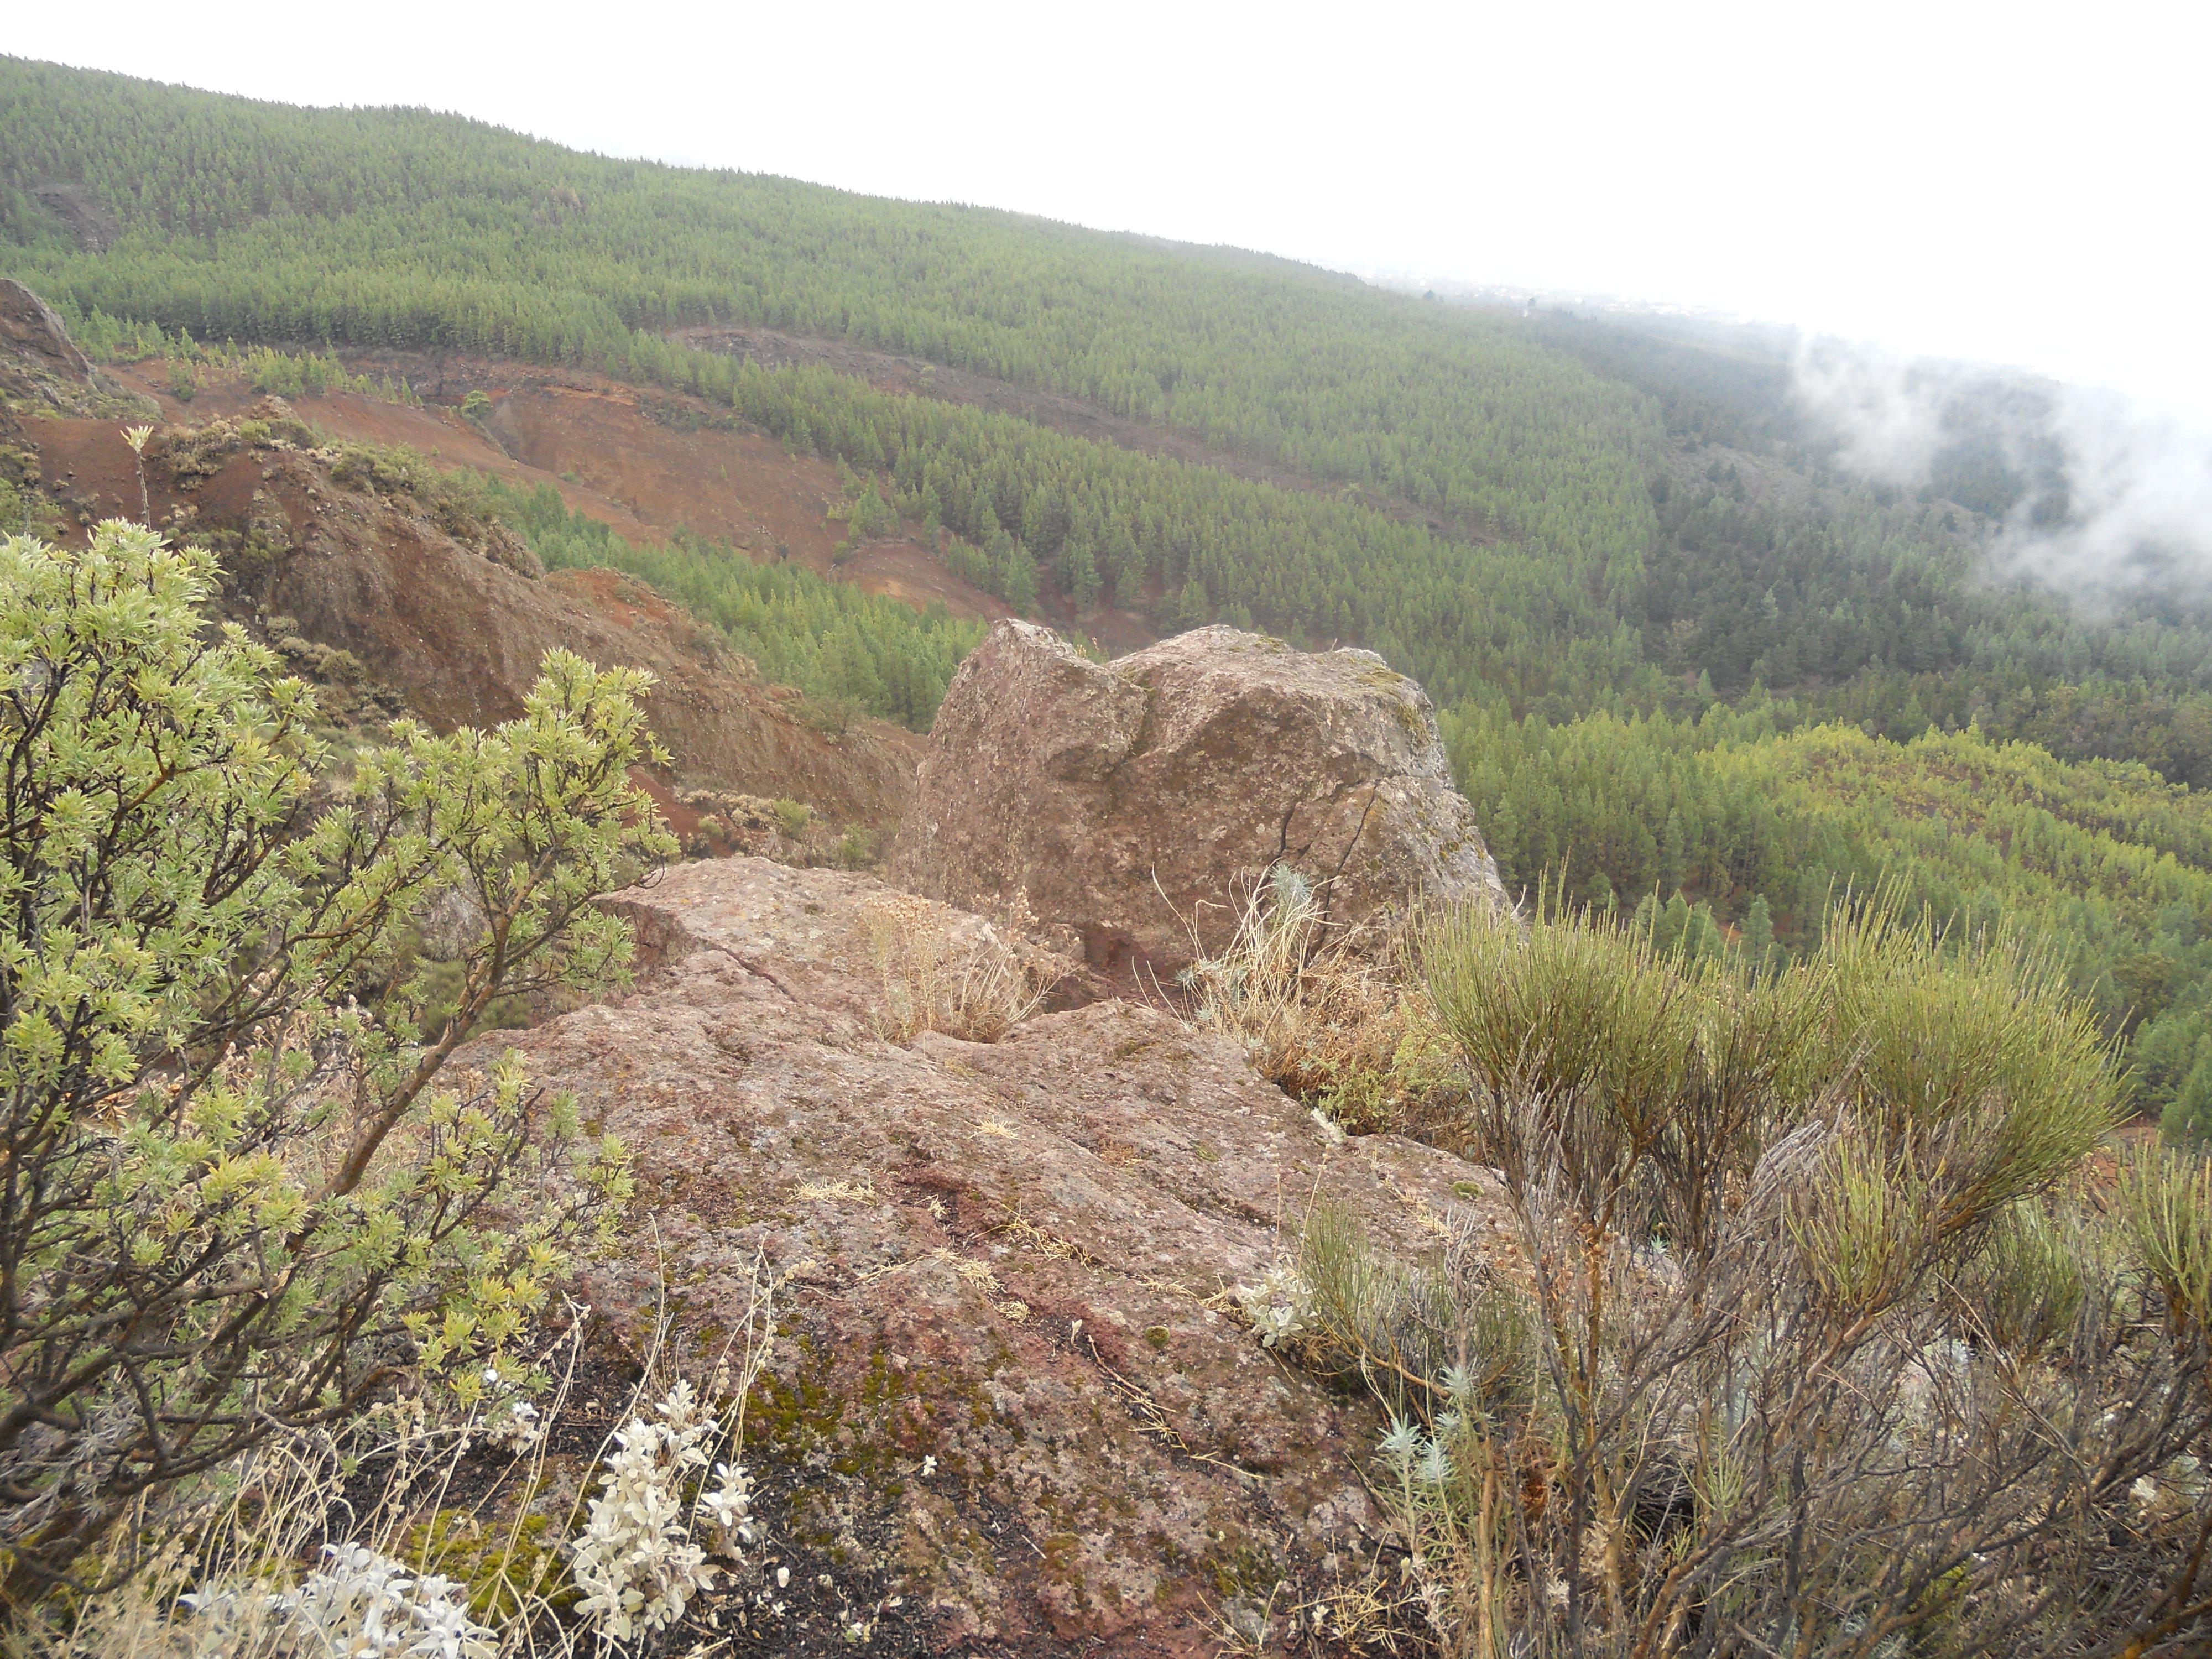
[0,55,1660,565]
[14,55,2209,726]
[13,55,2212,1136]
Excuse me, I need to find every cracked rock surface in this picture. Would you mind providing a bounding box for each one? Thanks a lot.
[889,622,1507,977]
[487,856,1505,1654]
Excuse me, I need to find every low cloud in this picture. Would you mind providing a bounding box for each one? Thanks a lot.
[1791,337,2212,594]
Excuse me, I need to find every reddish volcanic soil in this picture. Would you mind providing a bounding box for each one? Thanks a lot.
[25,401,920,828]
[108,357,1151,646]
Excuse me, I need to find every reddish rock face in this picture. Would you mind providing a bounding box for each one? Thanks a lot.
[489,857,1504,1653]
[15,408,920,828]
[0,279,153,427]
[0,279,92,383]
[0,280,919,831]
[890,622,1508,979]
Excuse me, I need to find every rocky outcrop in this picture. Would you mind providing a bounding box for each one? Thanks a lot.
[891,622,1507,977]
[15,397,918,830]
[231,455,920,828]
[0,285,917,830]
[0,279,92,384]
[480,856,1501,1654]
[0,278,154,424]
[27,182,119,254]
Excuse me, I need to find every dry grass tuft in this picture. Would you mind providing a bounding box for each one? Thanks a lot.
[1204,1540,1429,1656]
[796,1177,878,1204]
[1182,867,1460,1135]
[862,890,1062,1044]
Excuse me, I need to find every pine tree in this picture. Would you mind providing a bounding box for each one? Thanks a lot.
[1061,535,1101,610]
[1105,523,1143,607]
[1661,810,1686,894]
[1166,577,1209,633]
[999,541,1039,613]
[1587,868,1615,913]
[1743,893,1776,972]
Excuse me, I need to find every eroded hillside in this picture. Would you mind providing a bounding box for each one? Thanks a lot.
[2,281,918,830]
[100,353,1031,633]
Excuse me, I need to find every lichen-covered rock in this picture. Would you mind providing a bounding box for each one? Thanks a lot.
[482,857,1505,1653]
[891,622,1508,977]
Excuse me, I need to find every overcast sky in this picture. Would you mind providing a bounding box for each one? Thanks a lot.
[17,1,2210,414]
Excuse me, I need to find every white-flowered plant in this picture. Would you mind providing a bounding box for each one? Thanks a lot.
[1234,1260,1316,1348]
[180,1541,495,1658]
[567,1261,780,1644]
[570,1381,745,1640]
[701,1459,758,1550]
[471,1363,545,1454]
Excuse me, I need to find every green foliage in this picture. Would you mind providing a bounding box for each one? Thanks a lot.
[1424,890,1831,1252]
[22,55,2212,1170]
[1425,889,2115,1252]
[833,827,878,868]
[0,58,1659,566]
[721,359,1642,697]
[843,482,895,541]
[0,461,62,542]
[1287,893,2201,1654]
[17,58,2212,739]
[2119,1145,2212,1334]
[1449,700,2212,1133]
[1820,899,2120,1228]
[1954,1199,2093,1359]
[0,523,667,1593]
[16,58,2212,716]
[58,302,404,404]
[473,474,981,732]
[241,342,368,399]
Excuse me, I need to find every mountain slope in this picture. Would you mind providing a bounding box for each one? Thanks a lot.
[19,56,2212,739]
[18,60,2212,1135]
[0,54,1659,569]
[1,288,919,827]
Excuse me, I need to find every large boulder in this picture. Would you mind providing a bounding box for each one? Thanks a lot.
[481,856,1503,1652]
[890,622,1507,976]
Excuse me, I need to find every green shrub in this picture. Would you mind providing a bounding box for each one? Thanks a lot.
[0,524,669,1599]
[1277,890,2205,1655]
[2119,1144,2212,1335]
[1821,900,2119,1233]
[833,825,880,869]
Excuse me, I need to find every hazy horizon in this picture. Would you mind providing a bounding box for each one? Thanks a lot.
[14,0,2209,423]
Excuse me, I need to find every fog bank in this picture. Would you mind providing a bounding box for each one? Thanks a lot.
[1792,339,2212,594]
